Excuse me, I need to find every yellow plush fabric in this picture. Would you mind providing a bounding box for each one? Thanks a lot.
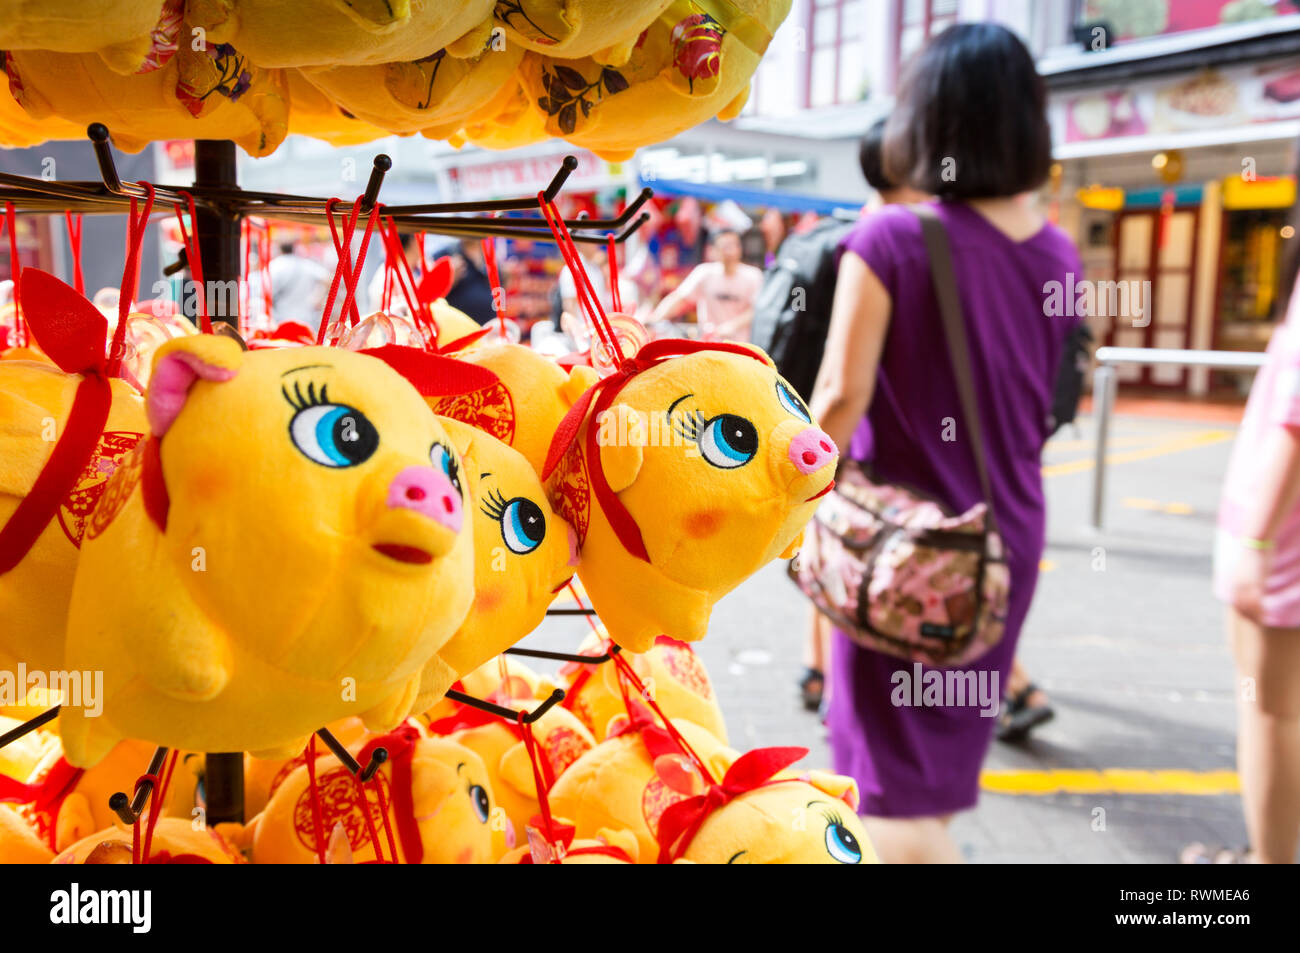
[51,817,245,864]
[59,339,475,765]
[188,0,496,69]
[435,341,597,477]
[21,739,201,851]
[413,417,577,711]
[545,347,836,652]
[562,630,728,742]
[0,2,164,73]
[0,716,58,780]
[301,39,523,138]
[677,774,878,864]
[0,805,54,864]
[434,702,595,840]
[547,716,731,862]
[5,44,289,157]
[0,71,84,149]
[455,76,550,153]
[497,818,639,864]
[250,733,499,864]
[516,0,790,160]
[429,299,487,350]
[494,0,676,63]
[0,360,145,679]
[457,656,543,700]
[284,70,394,146]
[242,716,368,818]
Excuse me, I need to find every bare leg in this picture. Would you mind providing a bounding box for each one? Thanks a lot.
[804,609,830,675]
[1230,610,1300,864]
[862,814,963,864]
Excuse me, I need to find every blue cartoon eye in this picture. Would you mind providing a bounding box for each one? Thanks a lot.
[498,497,546,555]
[430,442,462,496]
[698,414,758,469]
[289,404,378,468]
[777,380,812,423]
[469,784,490,823]
[824,819,863,864]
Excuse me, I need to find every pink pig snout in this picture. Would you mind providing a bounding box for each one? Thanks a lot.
[386,465,463,533]
[788,427,837,475]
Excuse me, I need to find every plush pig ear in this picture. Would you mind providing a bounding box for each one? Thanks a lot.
[801,770,861,812]
[146,336,242,438]
[595,828,640,863]
[560,365,600,405]
[436,415,477,463]
[598,402,644,494]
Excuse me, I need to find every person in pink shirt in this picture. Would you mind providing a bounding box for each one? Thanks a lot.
[1211,207,1300,863]
[650,229,763,341]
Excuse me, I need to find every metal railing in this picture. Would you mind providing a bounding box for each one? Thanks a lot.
[1090,346,1266,529]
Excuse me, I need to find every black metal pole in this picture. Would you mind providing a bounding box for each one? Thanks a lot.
[194,139,244,823]
[193,140,240,328]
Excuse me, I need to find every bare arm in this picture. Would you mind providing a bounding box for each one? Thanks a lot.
[1230,423,1300,623]
[808,250,891,452]
[650,266,703,323]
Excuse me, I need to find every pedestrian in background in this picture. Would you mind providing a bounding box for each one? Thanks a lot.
[799,116,928,714]
[650,228,762,341]
[268,240,330,334]
[807,22,1082,863]
[1205,146,1300,864]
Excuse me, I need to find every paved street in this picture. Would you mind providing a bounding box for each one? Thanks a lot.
[525,405,1254,863]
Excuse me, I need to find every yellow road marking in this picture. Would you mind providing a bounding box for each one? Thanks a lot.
[981,769,1240,796]
[1042,429,1234,478]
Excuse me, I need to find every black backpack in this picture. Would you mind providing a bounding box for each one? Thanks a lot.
[1048,322,1094,435]
[750,217,855,402]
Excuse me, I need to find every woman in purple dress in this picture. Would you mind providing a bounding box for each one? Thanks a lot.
[808,23,1083,862]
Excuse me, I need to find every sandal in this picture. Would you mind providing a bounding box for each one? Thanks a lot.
[996,682,1054,742]
[798,667,824,712]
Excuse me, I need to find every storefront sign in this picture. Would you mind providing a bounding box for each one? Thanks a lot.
[448,151,614,201]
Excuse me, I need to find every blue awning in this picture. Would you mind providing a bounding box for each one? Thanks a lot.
[640,176,862,216]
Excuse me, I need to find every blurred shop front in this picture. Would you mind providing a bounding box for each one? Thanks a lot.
[1042,3,1300,396]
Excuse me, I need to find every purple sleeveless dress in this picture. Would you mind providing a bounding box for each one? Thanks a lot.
[827,201,1081,817]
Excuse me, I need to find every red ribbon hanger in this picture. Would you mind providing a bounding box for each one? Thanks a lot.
[318,196,382,345]
[4,202,25,347]
[655,745,809,864]
[64,211,84,297]
[172,192,210,333]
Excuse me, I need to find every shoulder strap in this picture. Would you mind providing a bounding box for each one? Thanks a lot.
[910,204,998,531]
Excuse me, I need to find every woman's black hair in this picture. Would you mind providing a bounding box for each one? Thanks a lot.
[858,117,894,193]
[883,22,1052,200]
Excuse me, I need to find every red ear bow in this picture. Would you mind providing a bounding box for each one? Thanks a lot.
[19,269,109,375]
[416,256,454,304]
[360,344,500,398]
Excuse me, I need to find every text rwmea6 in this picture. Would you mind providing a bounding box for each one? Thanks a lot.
[49,884,151,934]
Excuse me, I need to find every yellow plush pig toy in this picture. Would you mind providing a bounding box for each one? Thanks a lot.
[426,693,595,839]
[0,271,146,681]
[412,417,578,711]
[0,1,165,75]
[250,724,499,864]
[52,817,245,864]
[432,340,598,478]
[188,0,495,69]
[544,340,837,652]
[548,701,731,862]
[656,745,878,865]
[0,804,54,864]
[516,0,791,160]
[59,338,480,765]
[494,0,676,63]
[561,630,728,742]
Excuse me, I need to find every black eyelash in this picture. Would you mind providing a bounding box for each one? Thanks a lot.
[282,380,330,412]
[480,486,509,520]
[671,409,706,444]
[820,808,845,828]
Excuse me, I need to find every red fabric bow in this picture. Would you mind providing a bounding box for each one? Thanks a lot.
[0,756,86,850]
[655,746,808,864]
[360,344,500,399]
[0,270,125,574]
[358,723,423,864]
[541,338,768,561]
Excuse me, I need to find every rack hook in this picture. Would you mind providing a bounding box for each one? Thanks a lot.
[315,726,387,781]
[360,154,392,212]
[108,746,170,825]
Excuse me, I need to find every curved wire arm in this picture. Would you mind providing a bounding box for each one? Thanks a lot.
[443,687,566,724]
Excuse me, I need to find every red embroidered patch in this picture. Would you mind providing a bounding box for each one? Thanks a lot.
[658,643,713,701]
[84,437,145,541]
[641,775,690,837]
[429,380,515,446]
[546,441,590,546]
[57,431,143,547]
[292,767,390,854]
[544,726,590,778]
